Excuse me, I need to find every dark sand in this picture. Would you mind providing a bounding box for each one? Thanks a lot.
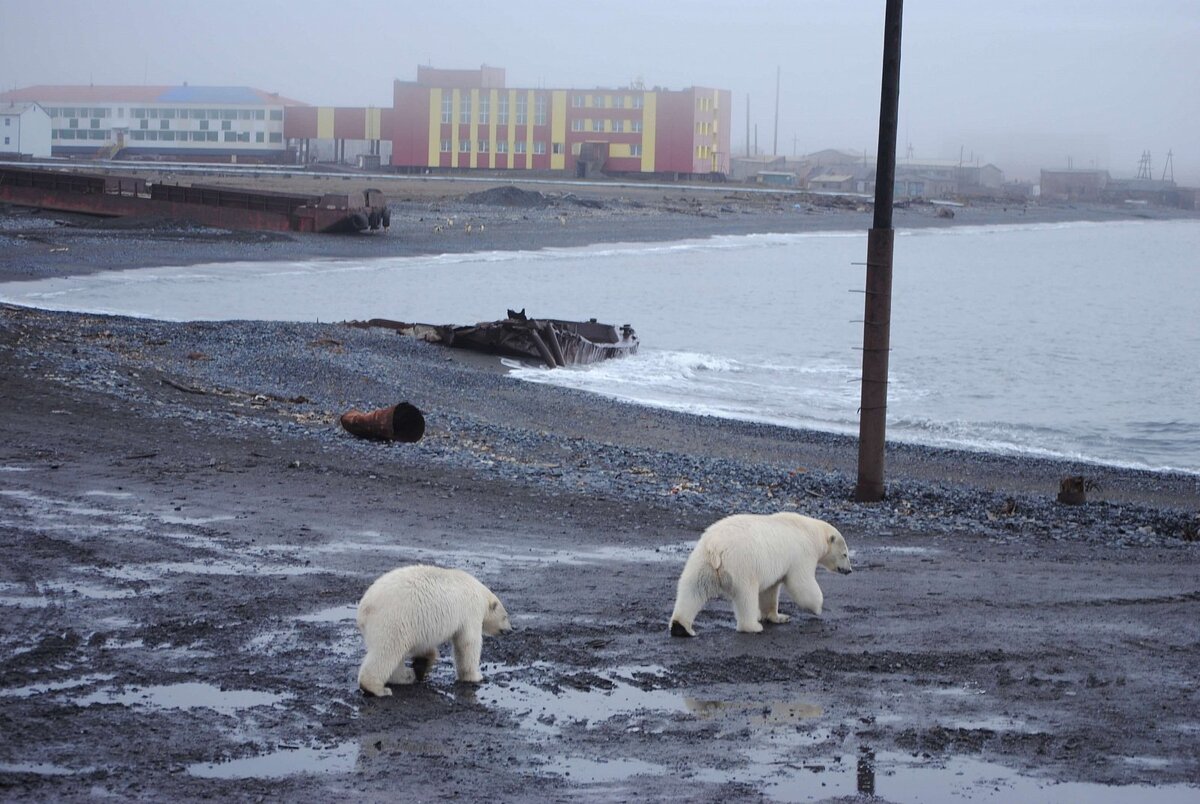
[0,178,1197,802]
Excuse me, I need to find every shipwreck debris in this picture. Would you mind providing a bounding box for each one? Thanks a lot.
[340,402,425,443]
[0,166,390,234]
[347,310,638,369]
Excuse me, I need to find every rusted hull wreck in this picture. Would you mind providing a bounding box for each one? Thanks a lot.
[0,166,390,233]
[349,312,638,368]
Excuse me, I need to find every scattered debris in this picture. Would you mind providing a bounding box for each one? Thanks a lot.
[346,310,638,369]
[339,401,425,443]
[1057,476,1099,505]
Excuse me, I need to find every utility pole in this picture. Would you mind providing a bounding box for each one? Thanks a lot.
[854,0,904,503]
[773,66,780,156]
[745,94,750,158]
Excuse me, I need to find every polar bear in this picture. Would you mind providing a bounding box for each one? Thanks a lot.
[669,512,852,637]
[356,564,512,696]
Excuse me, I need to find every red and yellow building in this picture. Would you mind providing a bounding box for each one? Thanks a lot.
[390,66,730,178]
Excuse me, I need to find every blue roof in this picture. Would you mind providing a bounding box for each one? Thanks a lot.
[157,86,268,104]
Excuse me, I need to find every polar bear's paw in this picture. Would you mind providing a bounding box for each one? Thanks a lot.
[670,620,695,638]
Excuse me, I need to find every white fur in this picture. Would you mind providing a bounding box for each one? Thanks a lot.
[356,564,512,696]
[669,512,852,637]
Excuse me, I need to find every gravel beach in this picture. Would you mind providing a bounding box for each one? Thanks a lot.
[1,178,1197,801]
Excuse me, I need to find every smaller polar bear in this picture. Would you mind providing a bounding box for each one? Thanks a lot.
[669,512,852,637]
[356,564,512,696]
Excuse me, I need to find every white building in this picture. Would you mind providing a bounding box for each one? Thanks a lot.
[0,102,52,158]
[0,86,305,163]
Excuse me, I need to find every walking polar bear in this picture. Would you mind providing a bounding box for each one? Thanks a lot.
[669,512,852,637]
[356,564,512,696]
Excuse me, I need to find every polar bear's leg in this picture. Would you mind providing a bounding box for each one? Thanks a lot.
[358,649,400,696]
[387,661,417,685]
[452,628,484,684]
[411,647,438,682]
[732,583,765,633]
[669,583,709,637]
[759,582,790,624]
[784,574,824,616]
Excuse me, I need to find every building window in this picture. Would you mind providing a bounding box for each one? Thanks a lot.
[240,109,252,120]
[611,120,621,133]
[533,141,545,155]
[571,142,581,155]
[255,110,265,120]
[256,132,264,142]
[199,120,209,130]
[633,95,643,109]
[571,119,583,132]
[160,131,174,141]
[269,109,282,121]
[478,95,489,124]
[268,132,281,143]
[515,96,527,125]
[140,119,148,130]
[592,119,603,132]
[90,119,100,129]
[3,137,8,145]
[160,120,169,130]
[497,96,509,124]
[459,139,470,153]
[440,139,451,153]
[478,139,488,152]
[534,94,547,125]
[514,140,526,154]
[631,144,642,157]
[224,132,237,142]
[208,131,219,142]
[441,96,452,124]
[89,130,106,140]
[552,142,563,155]
[222,120,232,131]
[496,141,507,154]
[459,95,471,123]
[238,131,250,142]
[632,120,642,133]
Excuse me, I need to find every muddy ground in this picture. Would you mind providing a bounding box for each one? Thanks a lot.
[1,181,1198,802]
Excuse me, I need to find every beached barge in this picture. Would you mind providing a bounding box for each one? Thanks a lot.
[0,166,390,233]
[349,311,638,368]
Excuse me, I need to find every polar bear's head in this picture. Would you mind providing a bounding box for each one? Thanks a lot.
[482,595,513,636]
[818,526,853,575]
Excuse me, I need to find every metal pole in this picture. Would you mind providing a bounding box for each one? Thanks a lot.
[854,0,903,502]
[772,66,780,156]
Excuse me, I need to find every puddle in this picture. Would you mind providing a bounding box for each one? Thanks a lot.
[540,756,668,784]
[0,761,94,776]
[0,673,116,698]
[99,559,331,581]
[278,539,695,571]
[188,741,357,779]
[858,545,941,556]
[0,466,33,472]
[685,698,823,724]
[294,604,357,623]
[159,514,236,526]
[84,490,134,499]
[693,749,1198,803]
[74,682,293,714]
[477,664,680,733]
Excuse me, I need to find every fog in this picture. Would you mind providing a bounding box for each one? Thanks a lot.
[2,0,1196,183]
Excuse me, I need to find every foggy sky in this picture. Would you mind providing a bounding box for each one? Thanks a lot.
[2,0,1196,183]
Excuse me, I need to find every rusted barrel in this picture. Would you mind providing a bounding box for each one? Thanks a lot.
[339,402,425,442]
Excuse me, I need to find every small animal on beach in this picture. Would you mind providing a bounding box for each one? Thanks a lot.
[356,564,512,696]
[669,512,852,637]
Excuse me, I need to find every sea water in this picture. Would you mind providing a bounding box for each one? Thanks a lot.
[3,218,1197,473]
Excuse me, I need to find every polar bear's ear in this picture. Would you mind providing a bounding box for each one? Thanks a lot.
[489,598,499,611]
[829,533,836,543]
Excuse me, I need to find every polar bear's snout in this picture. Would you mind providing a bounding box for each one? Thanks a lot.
[837,566,853,575]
